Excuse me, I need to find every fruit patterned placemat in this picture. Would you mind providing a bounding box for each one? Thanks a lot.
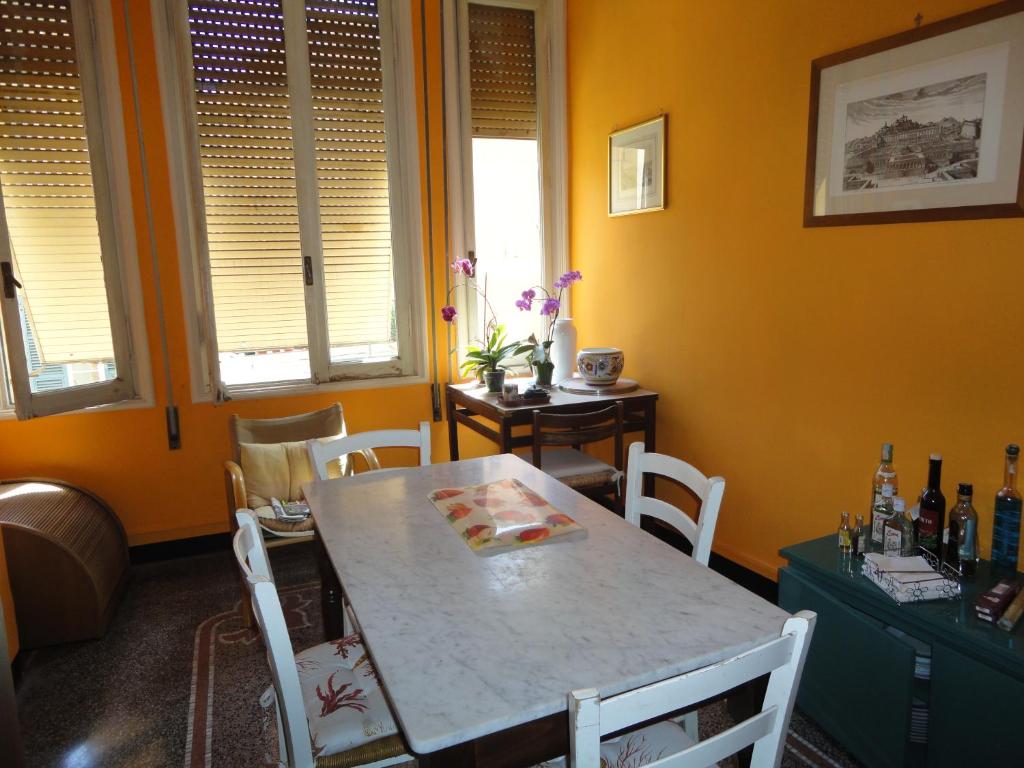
[428,478,586,555]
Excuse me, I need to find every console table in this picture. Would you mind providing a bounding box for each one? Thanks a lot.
[445,378,658,460]
[779,535,1023,768]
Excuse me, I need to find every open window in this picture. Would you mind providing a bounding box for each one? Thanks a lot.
[0,0,149,419]
[444,0,567,349]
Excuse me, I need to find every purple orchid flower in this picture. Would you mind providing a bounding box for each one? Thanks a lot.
[540,297,560,316]
[440,305,457,322]
[452,259,474,277]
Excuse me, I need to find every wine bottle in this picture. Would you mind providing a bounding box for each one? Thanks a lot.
[871,443,898,514]
[992,444,1021,572]
[918,454,946,559]
[946,483,979,578]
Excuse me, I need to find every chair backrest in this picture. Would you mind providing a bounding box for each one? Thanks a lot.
[624,442,725,566]
[569,611,816,768]
[307,421,432,481]
[532,402,624,470]
[230,403,344,463]
[233,509,274,583]
[250,577,316,768]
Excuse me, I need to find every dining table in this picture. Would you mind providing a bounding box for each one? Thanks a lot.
[305,453,791,767]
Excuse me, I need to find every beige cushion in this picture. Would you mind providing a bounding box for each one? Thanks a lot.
[240,441,342,509]
[525,447,620,489]
[537,721,705,767]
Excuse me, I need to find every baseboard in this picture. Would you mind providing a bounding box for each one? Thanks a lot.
[128,532,232,564]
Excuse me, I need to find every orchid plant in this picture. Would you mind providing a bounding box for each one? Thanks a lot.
[439,257,528,381]
[515,270,582,382]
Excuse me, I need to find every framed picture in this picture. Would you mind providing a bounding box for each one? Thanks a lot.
[609,115,665,216]
[804,1,1024,227]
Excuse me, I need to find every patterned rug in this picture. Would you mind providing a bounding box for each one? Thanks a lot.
[184,580,860,768]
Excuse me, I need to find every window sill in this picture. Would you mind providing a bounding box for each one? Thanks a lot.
[0,394,155,421]
[200,372,429,404]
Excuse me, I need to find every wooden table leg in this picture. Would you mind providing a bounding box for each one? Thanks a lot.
[727,675,768,768]
[643,399,657,497]
[416,742,476,768]
[446,387,460,461]
[499,418,513,454]
[317,531,344,641]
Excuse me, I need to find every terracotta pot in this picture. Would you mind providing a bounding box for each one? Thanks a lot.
[576,348,624,386]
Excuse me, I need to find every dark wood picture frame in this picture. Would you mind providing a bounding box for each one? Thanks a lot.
[804,0,1024,227]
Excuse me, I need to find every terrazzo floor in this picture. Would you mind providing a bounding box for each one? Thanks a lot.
[14,543,861,767]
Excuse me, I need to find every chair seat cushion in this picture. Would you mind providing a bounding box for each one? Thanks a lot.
[537,721,702,767]
[524,447,619,489]
[293,633,400,759]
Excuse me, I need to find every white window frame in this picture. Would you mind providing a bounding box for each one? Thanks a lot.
[152,0,427,402]
[442,0,568,349]
[0,0,152,420]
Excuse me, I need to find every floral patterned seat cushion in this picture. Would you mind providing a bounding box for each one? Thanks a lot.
[537,721,710,768]
[292,633,399,758]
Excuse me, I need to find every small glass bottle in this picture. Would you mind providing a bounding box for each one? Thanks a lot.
[871,443,898,515]
[992,444,1021,572]
[946,483,979,578]
[852,514,866,557]
[871,483,895,547]
[838,511,852,553]
[884,496,915,557]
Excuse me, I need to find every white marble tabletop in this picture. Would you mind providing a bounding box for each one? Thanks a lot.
[305,454,789,755]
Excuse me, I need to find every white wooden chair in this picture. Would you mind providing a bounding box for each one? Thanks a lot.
[563,611,816,768]
[307,422,432,481]
[232,515,410,768]
[625,442,725,567]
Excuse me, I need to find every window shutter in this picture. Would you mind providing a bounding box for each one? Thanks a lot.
[187,0,309,353]
[467,3,536,140]
[307,0,396,353]
[0,0,116,364]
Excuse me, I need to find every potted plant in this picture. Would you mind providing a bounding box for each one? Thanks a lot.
[514,270,582,386]
[440,257,527,393]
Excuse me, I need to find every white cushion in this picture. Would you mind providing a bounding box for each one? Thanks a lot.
[292,633,399,758]
[537,721,706,767]
[521,448,619,488]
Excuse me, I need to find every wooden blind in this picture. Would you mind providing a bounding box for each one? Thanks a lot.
[0,0,116,363]
[308,0,394,350]
[188,0,395,355]
[467,3,536,140]
[188,0,308,353]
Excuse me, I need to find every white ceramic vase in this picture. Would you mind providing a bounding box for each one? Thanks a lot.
[550,317,577,384]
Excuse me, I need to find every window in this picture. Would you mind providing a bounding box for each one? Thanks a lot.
[158,0,424,396]
[445,0,566,347]
[0,0,150,419]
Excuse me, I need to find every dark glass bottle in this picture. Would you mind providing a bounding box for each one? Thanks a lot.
[918,454,946,559]
[946,483,979,578]
[992,444,1021,572]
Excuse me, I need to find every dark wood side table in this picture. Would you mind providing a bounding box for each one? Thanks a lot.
[779,535,1024,768]
[445,378,658,461]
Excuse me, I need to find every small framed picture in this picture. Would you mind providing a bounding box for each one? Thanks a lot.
[608,115,665,216]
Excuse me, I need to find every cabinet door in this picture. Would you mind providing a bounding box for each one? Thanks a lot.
[928,644,1024,768]
[779,568,915,768]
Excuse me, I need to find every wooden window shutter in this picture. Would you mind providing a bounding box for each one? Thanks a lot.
[187,0,309,354]
[0,0,117,364]
[467,3,536,140]
[307,0,395,352]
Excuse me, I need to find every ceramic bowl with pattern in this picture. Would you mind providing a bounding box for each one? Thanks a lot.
[576,348,624,386]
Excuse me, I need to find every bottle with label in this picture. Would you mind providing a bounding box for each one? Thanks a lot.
[946,483,979,578]
[871,483,895,547]
[918,454,946,559]
[884,496,915,557]
[852,514,866,557]
[871,443,898,514]
[838,511,852,553]
[992,444,1021,572]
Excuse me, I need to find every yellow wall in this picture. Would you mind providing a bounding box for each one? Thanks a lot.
[567,0,1024,579]
[0,0,464,546]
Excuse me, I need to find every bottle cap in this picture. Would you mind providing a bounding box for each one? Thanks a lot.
[881,443,894,461]
[893,497,906,512]
[930,453,942,461]
[840,510,849,518]
[1008,444,1020,457]
[957,482,972,496]
[881,483,894,497]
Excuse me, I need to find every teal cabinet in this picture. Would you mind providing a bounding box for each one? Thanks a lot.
[780,536,1023,767]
